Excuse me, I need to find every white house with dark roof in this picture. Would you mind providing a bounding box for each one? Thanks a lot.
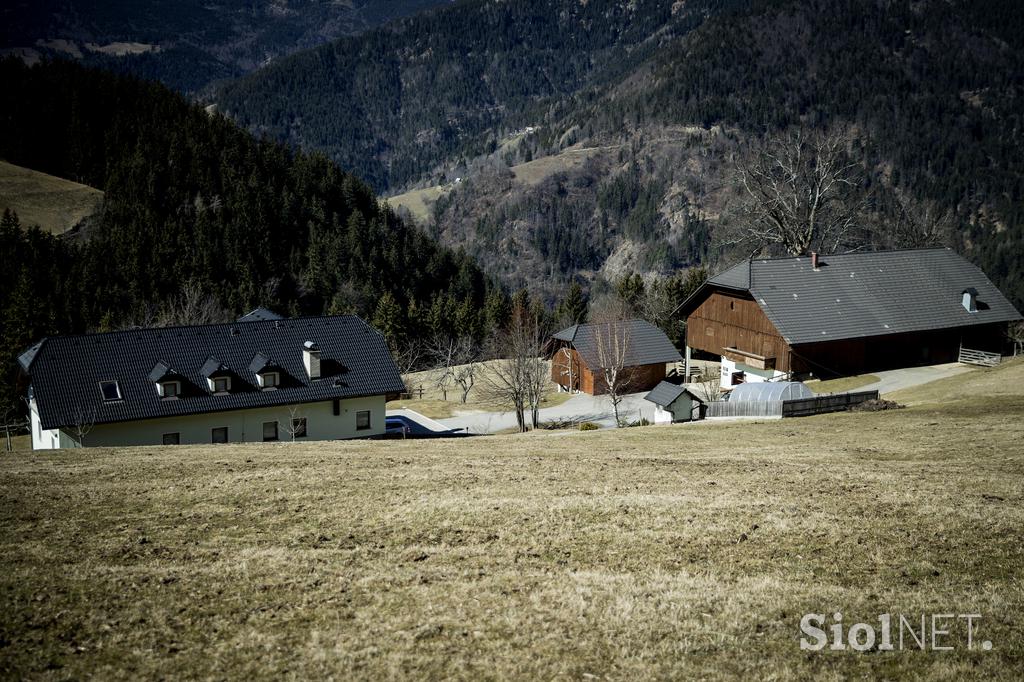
[678,249,1022,389]
[18,315,405,449]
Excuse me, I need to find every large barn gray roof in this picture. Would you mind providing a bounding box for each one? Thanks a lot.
[19,315,404,430]
[552,319,682,368]
[704,249,1021,344]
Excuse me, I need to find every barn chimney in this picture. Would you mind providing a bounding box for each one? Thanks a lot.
[303,341,321,379]
[811,251,819,270]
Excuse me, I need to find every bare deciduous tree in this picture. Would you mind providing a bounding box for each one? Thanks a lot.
[480,311,546,432]
[1007,321,1024,357]
[391,339,425,395]
[71,404,97,447]
[591,306,636,427]
[688,370,723,407]
[429,336,481,403]
[889,194,954,249]
[156,280,231,327]
[727,126,865,256]
[282,406,307,442]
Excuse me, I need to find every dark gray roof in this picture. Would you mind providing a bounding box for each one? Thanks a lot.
[709,260,751,290]
[238,307,284,322]
[21,315,404,430]
[705,249,1021,344]
[644,380,702,407]
[551,319,682,368]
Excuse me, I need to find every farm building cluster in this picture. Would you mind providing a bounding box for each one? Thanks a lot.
[15,248,1022,447]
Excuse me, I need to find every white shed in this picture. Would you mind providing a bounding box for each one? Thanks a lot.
[644,381,704,423]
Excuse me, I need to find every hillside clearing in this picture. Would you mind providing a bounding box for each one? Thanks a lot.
[385,184,451,224]
[2,363,1023,678]
[0,160,104,234]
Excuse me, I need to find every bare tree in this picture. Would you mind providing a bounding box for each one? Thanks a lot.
[591,313,636,427]
[429,336,481,403]
[391,339,425,395]
[1007,321,1024,357]
[888,194,954,249]
[1,405,28,452]
[480,311,546,432]
[71,404,97,447]
[688,371,723,407]
[727,126,865,256]
[156,280,230,327]
[282,406,307,442]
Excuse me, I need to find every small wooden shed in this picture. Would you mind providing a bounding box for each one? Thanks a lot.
[643,381,704,423]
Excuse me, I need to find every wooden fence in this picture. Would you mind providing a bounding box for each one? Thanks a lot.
[707,400,784,419]
[707,390,879,419]
[958,346,1001,367]
[780,390,879,417]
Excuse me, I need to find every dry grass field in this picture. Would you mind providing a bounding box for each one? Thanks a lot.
[2,360,1023,678]
[0,160,104,234]
[806,373,879,394]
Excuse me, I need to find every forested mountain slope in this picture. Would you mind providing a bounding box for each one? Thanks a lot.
[0,59,500,416]
[217,0,1024,309]
[0,0,452,92]
[216,0,742,191]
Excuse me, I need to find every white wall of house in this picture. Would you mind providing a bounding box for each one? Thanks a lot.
[29,397,73,449]
[719,357,787,389]
[653,404,674,424]
[40,395,386,449]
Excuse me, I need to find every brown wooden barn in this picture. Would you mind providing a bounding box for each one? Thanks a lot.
[678,249,1022,389]
[547,320,682,395]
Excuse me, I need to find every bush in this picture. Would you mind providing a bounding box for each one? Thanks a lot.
[850,399,904,412]
[578,422,600,431]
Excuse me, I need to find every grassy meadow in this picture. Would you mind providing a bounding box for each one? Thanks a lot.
[2,361,1023,678]
[0,160,104,234]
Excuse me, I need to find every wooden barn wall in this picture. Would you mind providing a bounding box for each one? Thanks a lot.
[587,363,667,396]
[550,345,584,391]
[686,290,792,371]
[792,323,1010,377]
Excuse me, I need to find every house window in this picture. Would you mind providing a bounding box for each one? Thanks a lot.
[162,432,180,445]
[211,427,228,443]
[212,377,231,393]
[263,421,279,442]
[261,372,279,389]
[161,381,180,398]
[291,417,307,438]
[356,410,371,431]
[99,380,122,402]
[731,371,746,386]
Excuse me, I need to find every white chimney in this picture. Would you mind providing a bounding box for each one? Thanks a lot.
[303,341,321,379]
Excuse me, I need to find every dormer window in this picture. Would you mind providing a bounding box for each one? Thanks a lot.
[211,376,231,393]
[99,380,122,402]
[259,371,279,390]
[159,380,181,399]
[962,288,978,313]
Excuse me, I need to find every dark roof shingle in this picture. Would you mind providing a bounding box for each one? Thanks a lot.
[552,319,682,368]
[707,249,1021,344]
[643,380,702,407]
[23,315,404,430]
